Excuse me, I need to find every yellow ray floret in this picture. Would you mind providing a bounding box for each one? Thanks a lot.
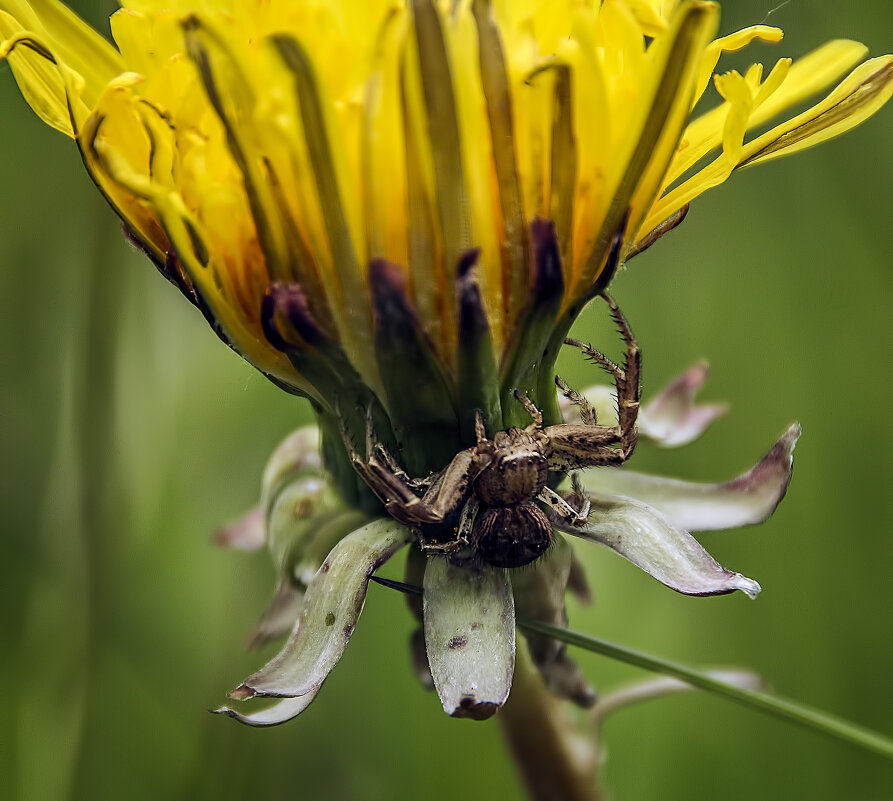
[1,0,890,407]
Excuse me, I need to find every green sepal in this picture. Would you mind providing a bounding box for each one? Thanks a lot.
[499,218,565,429]
[456,250,503,441]
[316,409,382,514]
[533,213,629,434]
[370,258,460,475]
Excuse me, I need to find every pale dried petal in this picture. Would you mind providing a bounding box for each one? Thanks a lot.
[230,519,411,700]
[213,504,264,550]
[582,423,801,531]
[246,582,304,651]
[213,689,320,727]
[638,362,728,446]
[260,425,322,504]
[423,557,515,720]
[556,496,761,598]
[562,363,726,447]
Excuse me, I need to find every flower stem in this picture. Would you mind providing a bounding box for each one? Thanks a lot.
[499,642,601,801]
[520,617,893,760]
[371,576,893,759]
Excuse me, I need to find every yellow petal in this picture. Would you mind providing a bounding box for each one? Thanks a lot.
[2,0,121,104]
[662,39,869,196]
[739,56,893,167]
[693,25,782,109]
[271,33,378,389]
[645,69,753,228]
[0,22,75,134]
[583,0,719,291]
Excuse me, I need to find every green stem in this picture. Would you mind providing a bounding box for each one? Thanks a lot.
[499,641,601,801]
[370,577,893,759]
[519,617,893,760]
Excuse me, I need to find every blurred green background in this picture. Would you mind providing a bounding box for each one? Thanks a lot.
[1,1,890,799]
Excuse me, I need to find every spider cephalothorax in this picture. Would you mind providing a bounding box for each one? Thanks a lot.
[343,293,640,569]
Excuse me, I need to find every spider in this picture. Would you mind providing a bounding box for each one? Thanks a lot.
[342,293,640,569]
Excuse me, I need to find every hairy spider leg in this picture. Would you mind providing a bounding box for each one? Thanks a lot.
[373,442,437,491]
[554,375,598,426]
[416,449,483,522]
[545,293,641,469]
[342,403,486,528]
[603,291,640,459]
[512,389,544,431]
[338,406,441,525]
[356,406,438,492]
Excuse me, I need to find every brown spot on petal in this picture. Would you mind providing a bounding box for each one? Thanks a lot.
[448,635,468,650]
[343,624,354,638]
[452,697,499,721]
[295,498,315,518]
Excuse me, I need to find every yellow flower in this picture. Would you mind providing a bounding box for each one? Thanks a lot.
[1,0,890,475]
[5,0,887,730]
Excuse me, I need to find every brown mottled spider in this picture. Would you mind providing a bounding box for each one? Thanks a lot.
[343,293,640,569]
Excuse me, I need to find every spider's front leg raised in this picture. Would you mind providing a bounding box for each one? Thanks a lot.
[545,292,641,470]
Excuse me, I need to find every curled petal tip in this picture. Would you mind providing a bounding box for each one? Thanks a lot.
[580,421,802,532]
[214,691,319,726]
[228,684,257,701]
[781,422,803,450]
[562,495,763,598]
[733,575,762,600]
[639,362,729,447]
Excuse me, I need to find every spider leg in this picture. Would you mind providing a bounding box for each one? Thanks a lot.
[339,404,443,525]
[361,406,432,490]
[555,375,598,426]
[604,291,641,459]
[418,496,479,555]
[562,292,640,461]
[474,409,487,444]
[373,442,437,491]
[513,389,543,430]
[537,484,591,527]
[417,448,482,522]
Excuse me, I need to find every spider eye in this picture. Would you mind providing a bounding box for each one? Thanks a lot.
[474,504,552,569]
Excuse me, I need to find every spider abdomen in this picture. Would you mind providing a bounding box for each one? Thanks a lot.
[473,503,552,569]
